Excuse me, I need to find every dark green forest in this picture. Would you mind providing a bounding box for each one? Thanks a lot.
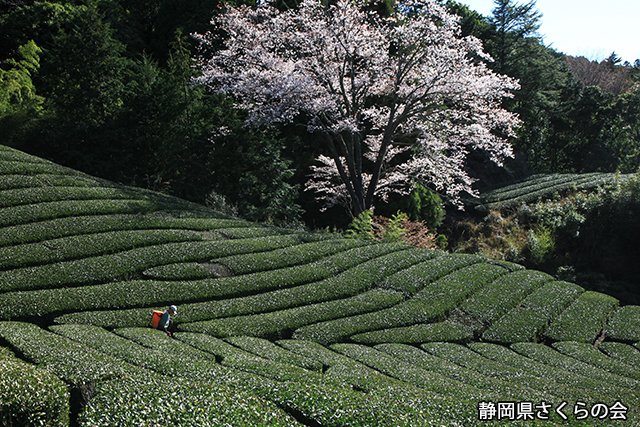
[2,0,640,300]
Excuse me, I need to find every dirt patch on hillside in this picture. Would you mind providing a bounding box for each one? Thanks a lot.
[199,262,233,277]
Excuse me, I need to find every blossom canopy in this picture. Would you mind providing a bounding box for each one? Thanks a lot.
[194,0,521,214]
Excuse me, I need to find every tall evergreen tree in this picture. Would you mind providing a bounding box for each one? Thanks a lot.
[486,0,542,75]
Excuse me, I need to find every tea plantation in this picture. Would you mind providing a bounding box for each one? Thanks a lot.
[474,173,633,211]
[1,145,640,426]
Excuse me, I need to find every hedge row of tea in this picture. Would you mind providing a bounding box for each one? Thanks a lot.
[476,173,632,211]
[0,345,69,427]
[3,322,639,426]
[1,145,640,425]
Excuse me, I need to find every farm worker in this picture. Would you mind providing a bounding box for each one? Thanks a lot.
[158,305,177,336]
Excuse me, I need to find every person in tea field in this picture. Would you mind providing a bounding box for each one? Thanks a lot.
[157,305,177,336]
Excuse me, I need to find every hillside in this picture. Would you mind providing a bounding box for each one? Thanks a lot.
[473,173,633,212]
[1,145,640,426]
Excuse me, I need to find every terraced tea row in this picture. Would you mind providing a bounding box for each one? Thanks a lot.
[0,345,69,427]
[179,248,439,337]
[0,228,204,270]
[3,322,637,425]
[0,223,633,347]
[0,322,482,426]
[0,235,308,294]
[0,214,251,247]
[4,243,404,323]
[476,173,631,210]
[482,280,584,343]
[605,306,640,341]
[0,145,631,348]
[2,145,639,425]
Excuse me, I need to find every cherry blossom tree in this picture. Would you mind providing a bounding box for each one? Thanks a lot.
[194,0,521,215]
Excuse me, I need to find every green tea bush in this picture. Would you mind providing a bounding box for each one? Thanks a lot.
[331,343,487,400]
[223,339,483,426]
[53,307,158,329]
[79,375,297,427]
[218,226,287,239]
[261,381,441,427]
[599,342,640,367]
[350,321,474,345]
[0,173,102,190]
[174,334,450,426]
[7,145,640,425]
[0,214,250,247]
[290,261,505,345]
[0,234,305,294]
[51,328,350,427]
[0,148,51,163]
[421,342,546,390]
[291,299,427,345]
[0,159,85,176]
[482,174,582,201]
[479,173,628,210]
[291,245,437,298]
[54,326,467,427]
[225,336,324,372]
[458,270,554,331]
[605,306,640,342]
[185,246,429,323]
[469,342,619,404]
[54,245,414,328]
[375,343,536,401]
[276,339,414,392]
[0,346,69,427]
[381,253,481,295]
[0,199,157,228]
[142,262,213,280]
[51,324,228,380]
[47,247,406,326]
[510,342,640,400]
[482,281,584,344]
[544,291,619,343]
[180,289,403,338]
[218,239,369,275]
[428,342,633,418]
[552,341,640,381]
[412,262,511,317]
[418,344,621,424]
[49,245,409,326]
[51,323,156,361]
[466,342,538,372]
[0,229,203,271]
[292,261,504,345]
[471,343,640,425]
[176,242,408,302]
[172,332,330,384]
[0,322,142,385]
[0,186,139,209]
[260,378,472,427]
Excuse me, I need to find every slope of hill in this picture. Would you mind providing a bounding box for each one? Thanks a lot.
[473,172,632,212]
[1,145,640,426]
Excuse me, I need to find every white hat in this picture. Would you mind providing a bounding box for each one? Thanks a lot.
[169,305,177,314]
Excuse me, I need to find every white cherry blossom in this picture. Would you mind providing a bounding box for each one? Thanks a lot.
[195,0,520,214]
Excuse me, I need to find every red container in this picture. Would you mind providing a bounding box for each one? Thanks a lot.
[151,310,163,329]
